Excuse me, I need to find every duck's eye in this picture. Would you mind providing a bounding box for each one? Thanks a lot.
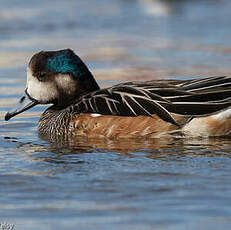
[37,72,47,81]
[39,72,46,78]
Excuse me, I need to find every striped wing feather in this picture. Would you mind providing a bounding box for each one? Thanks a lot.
[72,76,231,126]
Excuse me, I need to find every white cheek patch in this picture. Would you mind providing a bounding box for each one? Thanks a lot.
[55,74,77,96]
[26,69,78,104]
[26,68,58,104]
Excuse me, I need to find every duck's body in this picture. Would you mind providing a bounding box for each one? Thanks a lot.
[36,110,231,140]
[5,49,231,139]
[39,111,177,139]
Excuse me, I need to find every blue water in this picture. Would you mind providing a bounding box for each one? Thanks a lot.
[1,0,231,229]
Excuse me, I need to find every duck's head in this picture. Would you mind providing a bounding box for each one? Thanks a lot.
[5,49,100,121]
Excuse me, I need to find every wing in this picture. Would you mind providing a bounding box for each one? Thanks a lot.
[70,76,231,126]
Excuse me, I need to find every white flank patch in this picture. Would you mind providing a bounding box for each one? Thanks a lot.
[90,113,102,118]
[212,108,231,120]
[182,117,210,137]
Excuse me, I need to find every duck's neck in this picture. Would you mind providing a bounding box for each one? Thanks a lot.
[38,71,100,139]
[76,72,100,98]
[38,105,72,139]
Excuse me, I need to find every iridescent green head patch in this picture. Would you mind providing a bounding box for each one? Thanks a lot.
[46,50,87,79]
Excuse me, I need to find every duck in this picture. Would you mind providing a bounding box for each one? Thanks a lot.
[5,49,231,139]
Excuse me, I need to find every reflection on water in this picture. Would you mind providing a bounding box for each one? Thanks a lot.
[1,0,231,229]
[1,127,231,229]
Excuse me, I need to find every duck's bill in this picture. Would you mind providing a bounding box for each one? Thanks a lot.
[5,91,38,121]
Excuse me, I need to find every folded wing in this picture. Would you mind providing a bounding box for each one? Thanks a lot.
[71,76,231,126]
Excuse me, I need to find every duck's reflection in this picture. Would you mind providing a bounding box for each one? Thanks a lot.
[39,132,231,159]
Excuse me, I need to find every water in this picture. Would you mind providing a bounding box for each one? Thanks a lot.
[1,0,231,229]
